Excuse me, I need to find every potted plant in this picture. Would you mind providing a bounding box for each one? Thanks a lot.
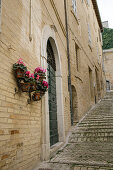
[13,60,48,102]
[32,80,48,101]
[32,90,41,101]
[20,71,36,92]
[34,67,46,82]
[32,81,42,101]
[13,58,27,79]
[41,80,48,96]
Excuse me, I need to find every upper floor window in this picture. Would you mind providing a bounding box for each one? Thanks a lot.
[97,45,100,63]
[87,0,90,5]
[88,23,92,46]
[72,0,77,15]
[75,43,80,71]
[98,29,103,45]
[0,0,1,32]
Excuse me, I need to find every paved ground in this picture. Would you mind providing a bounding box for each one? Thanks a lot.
[36,91,113,170]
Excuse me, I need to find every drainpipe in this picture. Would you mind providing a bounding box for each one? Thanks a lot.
[64,0,73,125]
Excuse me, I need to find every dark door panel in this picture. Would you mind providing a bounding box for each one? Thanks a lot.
[47,40,59,146]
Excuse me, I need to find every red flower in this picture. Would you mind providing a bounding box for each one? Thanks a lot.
[25,71,30,77]
[42,80,48,88]
[36,75,40,80]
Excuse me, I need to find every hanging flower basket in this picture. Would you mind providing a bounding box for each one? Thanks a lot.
[40,91,45,96]
[13,60,48,103]
[34,67,46,82]
[30,82,36,92]
[13,58,27,79]
[32,92,41,101]
[20,82,31,92]
[15,68,25,78]
[38,75,46,82]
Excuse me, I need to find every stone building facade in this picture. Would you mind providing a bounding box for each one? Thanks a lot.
[102,27,113,90]
[103,49,113,90]
[0,0,105,169]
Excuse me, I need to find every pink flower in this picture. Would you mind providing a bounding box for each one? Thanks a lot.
[30,73,34,79]
[25,71,30,77]
[43,69,46,73]
[17,58,26,66]
[34,67,46,73]
[42,80,48,88]
[36,75,40,80]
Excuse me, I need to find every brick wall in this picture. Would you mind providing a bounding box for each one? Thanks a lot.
[0,0,105,169]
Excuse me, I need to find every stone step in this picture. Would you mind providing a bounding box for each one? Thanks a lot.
[76,126,113,131]
[79,122,113,126]
[84,118,113,121]
[89,110,113,112]
[84,117,113,120]
[75,128,113,133]
[86,112,113,114]
[78,124,113,128]
[69,136,113,142]
[69,134,113,143]
[86,112,113,115]
[70,132,113,138]
[82,120,113,123]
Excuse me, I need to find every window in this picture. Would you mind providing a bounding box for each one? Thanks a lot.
[75,43,80,71]
[72,0,77,15]
[0,0,1,32]
[97,45,100,64]
[86,0,90,5]
[88,23,91,46]
[89,67,93,98]
[98,29,103,45]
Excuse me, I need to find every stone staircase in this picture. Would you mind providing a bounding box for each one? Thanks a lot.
[69,92,113,143]
[36,91,113,169]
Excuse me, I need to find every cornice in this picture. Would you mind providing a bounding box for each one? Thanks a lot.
[91,0,103,32]
[50,0,66,37]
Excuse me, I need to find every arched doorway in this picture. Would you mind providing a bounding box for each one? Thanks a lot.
[71,85,78,124]
[47,39,59,146]
[41,25,65,160]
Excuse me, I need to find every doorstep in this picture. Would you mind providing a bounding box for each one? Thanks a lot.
[50,142,64,158]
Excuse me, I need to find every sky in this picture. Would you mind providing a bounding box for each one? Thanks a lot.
[97,0,113,29]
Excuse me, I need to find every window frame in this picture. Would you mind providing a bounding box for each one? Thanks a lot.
[87,0,90,5]
[75,43,80,72]
[88,23,92,46]
[72,0,77,16]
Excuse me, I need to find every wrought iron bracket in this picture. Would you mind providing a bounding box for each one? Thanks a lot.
[14,87,19,95]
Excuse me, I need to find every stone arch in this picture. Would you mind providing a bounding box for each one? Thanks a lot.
[40,25,65,160]
[71,85,78,124]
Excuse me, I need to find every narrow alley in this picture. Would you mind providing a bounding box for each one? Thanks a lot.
[37,91,113,170]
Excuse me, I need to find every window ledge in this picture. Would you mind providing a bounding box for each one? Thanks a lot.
[71,9,79,25]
